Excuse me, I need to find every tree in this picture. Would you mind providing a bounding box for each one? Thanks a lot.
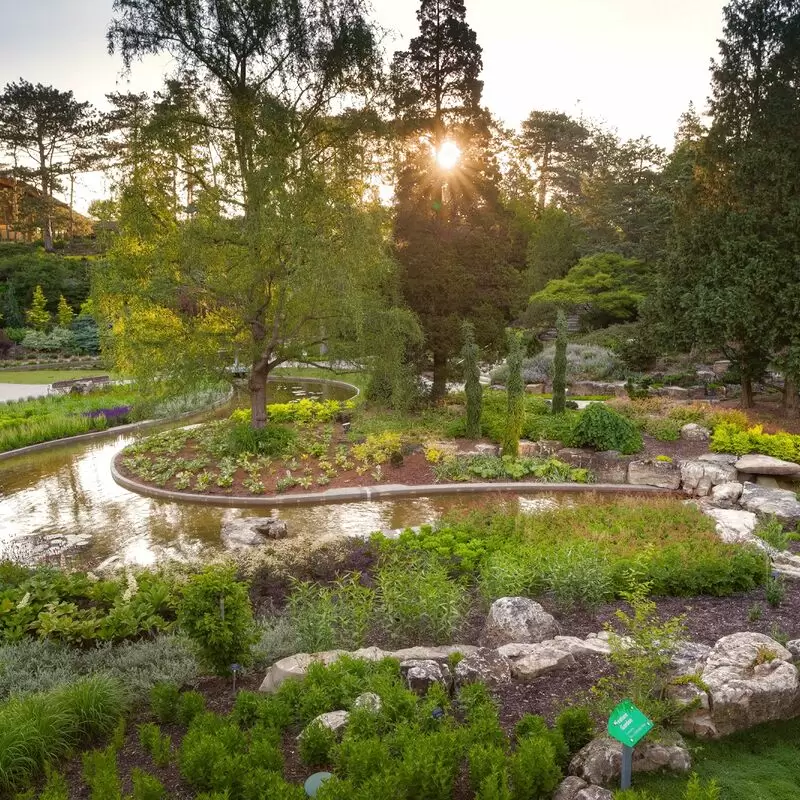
[526,206,582,293]
[519,111,592,211]
[57,295,74,328]
[26,285,50,331]
[530,253,653,329]
[551,311,568,414]
[502,330,525,457]
[658,0,800,408]
[392,0,519,399]
[106,0,392,428]
[461,321,482,439]
[0,81,92,251]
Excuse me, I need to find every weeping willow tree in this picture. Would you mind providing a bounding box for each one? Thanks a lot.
[102,0,396,428]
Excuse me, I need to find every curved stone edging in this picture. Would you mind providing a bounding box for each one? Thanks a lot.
[271,374,361,399]
[111,460,670,508]
[0,390,234,462]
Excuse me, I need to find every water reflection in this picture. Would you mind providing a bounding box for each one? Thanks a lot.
[0,380,567,568]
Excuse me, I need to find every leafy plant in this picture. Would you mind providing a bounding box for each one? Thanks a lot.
[755,515,796,551]
[555,706,594,756]
[178,566,259,676]
[131,769,167,800]
[502,331,525,457]
[150,682,180,724]
[765,574,786,608]
[299,720,337,767]
[138,723,172,767]
[82,745,122,800]
[572,402,642,453]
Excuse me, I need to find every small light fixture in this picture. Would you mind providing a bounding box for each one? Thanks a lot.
[304,772,333,797]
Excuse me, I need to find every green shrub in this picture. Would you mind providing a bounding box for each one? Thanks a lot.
[396,727,465,800]
[150,682,180,724]
[509,734,561,800]
[571,403,642,454]
[177,690,207,727]
[226,421,297,457]
[546,543,614,610]
[755,515,796,550]
[130,769,167,800]
[178,565,259,675]
[469,744,509,792]
[555,706,594,755]
[138,723,172,767]
[642,417,682,441]
[766,575,786,608]
[551,311,568,415]
[82,745,122,800]
[711,422,800,462]
[299,720,337,767]
[514,714,569,769]
[333,736,391,786]
[463,321,483,439]
[502,331,526,457]
[376,561,467,643]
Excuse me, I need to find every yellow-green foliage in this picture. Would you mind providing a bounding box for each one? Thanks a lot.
[25,285,51,331]
[352,432,403,465]
[231,398,352,426]
[711,422,800,462]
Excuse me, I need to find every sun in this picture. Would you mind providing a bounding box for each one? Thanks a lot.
[435,140,461,170]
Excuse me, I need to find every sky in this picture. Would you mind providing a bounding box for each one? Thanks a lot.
[0,0,728,213]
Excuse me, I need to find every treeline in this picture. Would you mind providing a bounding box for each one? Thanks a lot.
[1,0,797,413]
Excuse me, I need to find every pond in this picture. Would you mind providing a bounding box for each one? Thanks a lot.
[0,378,570,568]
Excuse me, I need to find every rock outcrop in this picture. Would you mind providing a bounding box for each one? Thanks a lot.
[480,597,560,647]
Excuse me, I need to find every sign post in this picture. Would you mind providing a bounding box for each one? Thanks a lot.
[607,700,653,791]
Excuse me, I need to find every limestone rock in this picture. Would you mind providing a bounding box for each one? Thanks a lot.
[628,459,682,490]
[735,454,800,477]
[525,383,545,394]
[787,640,800,662]
[353,692,382,713]
[671,641,712,677]
[480,597,560,647]
[709,481,743,509]
[575,788,615,800]
[713,360,731,376]
[739,482,800,527]
[553,776,589,800]
[221,516,289,547]
[569,735,691,787]
[680,459,737,497]
[698,453,738,465]
[299,710,349,740]
[660,386,689,399]
[696,632,800,738]
[260,653,315,693]
[454,649,512,688]
[500,643,576,681]
[552,635,612,657]
[681,423,711,442]
[701,506,761,547]
[400,659,451,693]
[519,439,562,457]
[392,644,477,662]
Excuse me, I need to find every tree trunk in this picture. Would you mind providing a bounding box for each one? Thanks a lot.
[783,377,798,415]
[538,143,551,211]
[741,375,754,409]
[39,142,54,252]
[249,367,269,429]
[431,350,448,402]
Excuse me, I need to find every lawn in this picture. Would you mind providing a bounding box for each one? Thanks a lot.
[633,718,800,800]
[0,369,119,385]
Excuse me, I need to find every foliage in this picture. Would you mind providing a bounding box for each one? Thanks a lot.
[508,734,562,800]
[502,331,525,457]
[432,453,590,484]
[592,578,687,726]
[754,516,797,552]
[462,321,483,439]
[131,769,167,800]
[530,253,654,328]
[82,745,122,800]
[230,399,353,427]
[551,311,568,414]
[555,707,594,756]
[138,722,172,767]
[20,327,75,353]
[177,566,259,676]
[711,422,800,463]
[0,676,125,793]
[225,422,297,458]
[352,432,404,468]
[56,296,74,328]
[299,720,337,767]
[150,682,180,724]
[0,566,177,646]
[490,344,622,385]
[765,575,786,608]
[571,403,643,454]
[25,285,51,331]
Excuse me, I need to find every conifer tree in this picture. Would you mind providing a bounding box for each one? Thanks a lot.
[462,321,482,439]
[57,295,74,328]
[551,311,568,414]
[502,331,525,457]
[26,285,50,331]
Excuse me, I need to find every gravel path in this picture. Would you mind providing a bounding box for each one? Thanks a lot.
[0,383,49,403]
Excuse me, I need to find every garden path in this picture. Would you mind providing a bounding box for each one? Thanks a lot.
[0,383,49,403]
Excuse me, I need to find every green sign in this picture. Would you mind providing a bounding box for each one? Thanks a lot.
[607,700,653,748]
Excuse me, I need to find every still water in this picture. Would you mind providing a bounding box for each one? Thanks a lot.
[0,380,553,568]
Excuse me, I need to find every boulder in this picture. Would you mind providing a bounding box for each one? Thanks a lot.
[693,632,800,738]
[713,360,731,376]
[553,776,589,800]
[590,451,629,484]
[699,453,738,465]
[628,459,682,490]
[353,692,382,713]
[660,386,689,399]
[709,481,743,508]
[787,640,800,663]
[552,635,612,657]
[260,653,316,693]
[575,789,615,800]
[480,597,560,647]
[701,506,761,547]
[739,482,800,527]
[679,458,737,497]
[735,454,800,477]
[221,516,289,547]
[299,710,349,740]
[680,423,711,442]
[392,644,477,662]
[400,659,451,694]
[755,475,781,489]
[569,735,691,787]
[454,649,512,688]
[670,641,712,677]
[498,643,576,681]
[570,381,626,397]
[525,383,546,394]
[519,439,561,457]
